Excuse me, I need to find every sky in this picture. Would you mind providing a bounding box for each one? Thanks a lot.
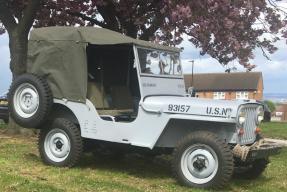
[0,2,287,95]
[180,34,287,94]
[0,33,11,95]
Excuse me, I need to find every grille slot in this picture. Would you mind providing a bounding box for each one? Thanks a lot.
[240,105,258,144]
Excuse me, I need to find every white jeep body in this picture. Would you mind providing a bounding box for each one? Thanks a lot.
[52,45,260,150]
[54,97,259,149]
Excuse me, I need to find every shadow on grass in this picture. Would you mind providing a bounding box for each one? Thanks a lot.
[22,152,172,191]
[77,152,172,179]
[22,149,172,179]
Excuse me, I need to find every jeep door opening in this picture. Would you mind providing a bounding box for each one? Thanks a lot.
[8,27,282,189]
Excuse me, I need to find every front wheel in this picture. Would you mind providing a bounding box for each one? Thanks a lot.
[172,131,234,189]
[38,118,83,167]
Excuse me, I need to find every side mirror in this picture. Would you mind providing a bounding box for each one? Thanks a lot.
[188,87,196,97]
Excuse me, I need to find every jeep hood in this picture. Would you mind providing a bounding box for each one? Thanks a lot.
[141,96,256,119]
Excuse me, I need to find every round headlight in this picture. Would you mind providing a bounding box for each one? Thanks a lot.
[238,110,246,126]
[256,106,264,125]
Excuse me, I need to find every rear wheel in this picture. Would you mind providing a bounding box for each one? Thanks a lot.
[38,118,83,167]
[172,131,234,189]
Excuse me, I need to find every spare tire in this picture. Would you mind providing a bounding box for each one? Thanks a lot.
[8,73,53,128]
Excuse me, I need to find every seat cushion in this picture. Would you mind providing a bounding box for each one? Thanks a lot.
[87,82,110,108]
[110,86,133,109]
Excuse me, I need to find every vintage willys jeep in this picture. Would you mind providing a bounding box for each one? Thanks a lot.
[9,27,281,189]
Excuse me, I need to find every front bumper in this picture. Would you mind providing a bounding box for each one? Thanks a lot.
[247,143,281,161]
[233,139,283,162]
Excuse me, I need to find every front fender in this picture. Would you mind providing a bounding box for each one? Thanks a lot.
[155,118,238,148]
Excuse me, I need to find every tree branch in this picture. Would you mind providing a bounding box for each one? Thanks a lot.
[258,44,271,61]
[0,0,17,32]
[140,13,163,41]
[18,0,41,34]
[96,2,121,32]
[67,11,108,28]
[267,0,287,15]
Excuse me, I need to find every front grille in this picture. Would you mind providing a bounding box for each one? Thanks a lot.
[239,104,258,144]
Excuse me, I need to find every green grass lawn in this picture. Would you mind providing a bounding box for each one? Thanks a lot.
[261,122,287,139]
[0,121,286,192]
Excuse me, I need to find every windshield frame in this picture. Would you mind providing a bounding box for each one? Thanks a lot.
[135,46,184,79]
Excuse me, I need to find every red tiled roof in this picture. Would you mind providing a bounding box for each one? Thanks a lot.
[184,72,262,91]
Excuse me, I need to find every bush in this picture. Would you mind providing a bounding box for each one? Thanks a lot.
[264,100,276,112]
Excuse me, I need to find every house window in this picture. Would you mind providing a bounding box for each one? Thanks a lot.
[236,92,249,99]
[213,92,225,100]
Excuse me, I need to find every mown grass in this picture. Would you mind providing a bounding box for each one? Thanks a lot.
[0,121,286,192]
[261,122,287,140]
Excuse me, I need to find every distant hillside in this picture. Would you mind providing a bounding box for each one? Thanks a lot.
[264,93,287,103]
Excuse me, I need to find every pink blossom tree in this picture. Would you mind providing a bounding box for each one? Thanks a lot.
[0,0,286,76]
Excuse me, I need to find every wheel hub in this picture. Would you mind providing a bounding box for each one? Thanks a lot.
[44,129,71,162]
[13,83,39,118]
[181,145,219,184]
[55,140,64,150]
[193,156,207,171]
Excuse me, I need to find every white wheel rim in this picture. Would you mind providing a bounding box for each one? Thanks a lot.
[44,129,71,162]
[181,144,219,184]
[13,83,39,118]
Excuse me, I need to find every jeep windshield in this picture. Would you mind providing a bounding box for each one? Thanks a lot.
[137,48,182,77]
[136,47,186,97]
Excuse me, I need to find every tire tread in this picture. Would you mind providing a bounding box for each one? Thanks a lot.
[8,73,53,128]
[38,118,83,167]
[171,131,234,189]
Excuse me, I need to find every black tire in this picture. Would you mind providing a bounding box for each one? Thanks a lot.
[8,73,53,128]
[38,118,83,167]
[172,131,234,189]
[234,158,269,179]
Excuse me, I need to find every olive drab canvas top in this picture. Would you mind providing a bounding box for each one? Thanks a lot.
[27,27,180,103]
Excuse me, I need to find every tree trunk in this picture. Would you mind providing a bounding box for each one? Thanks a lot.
[125,24,138,39]
[9,30,28,78]
[7,29,34,135]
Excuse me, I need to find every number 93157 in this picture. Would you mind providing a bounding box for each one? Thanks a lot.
[168,104,190,113]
